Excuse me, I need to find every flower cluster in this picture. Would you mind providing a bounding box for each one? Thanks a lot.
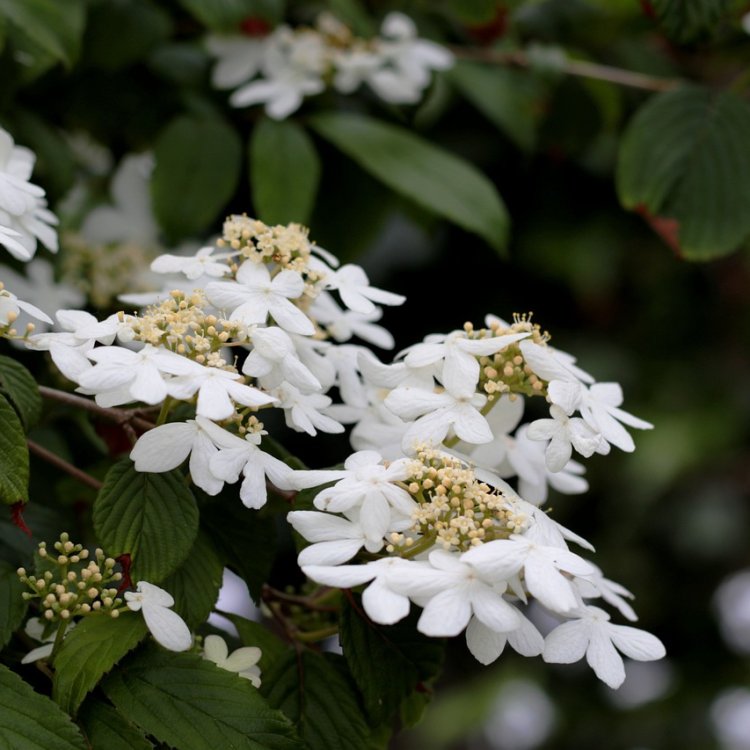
[207,12,453,119]
[287,314,664,688]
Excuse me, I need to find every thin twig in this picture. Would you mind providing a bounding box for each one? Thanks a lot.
[27,439,103,491]
[39,385,155,431]
[452,47,683,93]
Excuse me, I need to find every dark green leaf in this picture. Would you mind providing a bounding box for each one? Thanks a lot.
[617,86,750,260]
[262,650,370,750]
[79,700,153,750]
[0,393,29,505]
[161,531,224,628]
[93,459,199,582]
[0,663,87,749]
[651,0,729,43]
[177,0,284,30]
[52,614,149,715]
[220,613,286,673]
[339,599,445,726]
[152,116,242,241]
[0,0,85,66]
[0,559,26,648]
[448,62,543,152]
[310,112,509,254]
[325,0,374,35]
[442,0,499,24]
[103,646,301,750]
[250,118,321,226]
[201,497,276,602]
[84,0,172,71]
[0,355,41,430]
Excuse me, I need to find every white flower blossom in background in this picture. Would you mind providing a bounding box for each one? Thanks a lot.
[202,634,262,687]
[0,127,58,261]
[207,12,453,118]
[124,581,192,652]
[21,618,76,664]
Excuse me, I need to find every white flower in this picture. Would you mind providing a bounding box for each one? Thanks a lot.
[206,34,267,89]
[326,264,405,315]
[518,339,594,384]
[21,618,76,664]
[272,382,344,436]
[207,260,313,335]
[0,128,58,261]
[526,404,606,472]
[465,611,544,665]
[461,536,597,613]
[124,581,192,652]
[78,343,198,406]
[0,285,52,327]
[310,292,395,349]
[202,634,262,687]
[130,417,225,496]
[151,246,232,281]
[166,362,277,421]
[229,28,326,119]
[332,45,384,94]
[242,326,320,392]
[543,606,665,689]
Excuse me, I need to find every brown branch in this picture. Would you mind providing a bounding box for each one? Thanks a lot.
[27,439,103,491]
[452,47,683,93]
[39,385,155,431]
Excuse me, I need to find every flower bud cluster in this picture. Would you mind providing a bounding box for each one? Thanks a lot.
[17,533,123,624]
[207,12,453,120]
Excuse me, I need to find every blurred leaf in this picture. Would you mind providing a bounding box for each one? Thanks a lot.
[177,0,284,29]
[148,42,209,85]
[152,115,242,242]
[103,646,301,750]
[79,701,153,750]
[93,459,199,582]
[220,613,287,673]
[650,0,730,43]
[448,62,543,151]
[325,0,374,35]
[441,0,499,24]
[310,112,509,254]
[250,119,321,226]
[0,0,85,67]
[161,531,224,628]
[0,560,26,648]
[617,86,750,260]
[0,664,87,749]
[201,497,277,603]
[339,600,445,726]
[0,355,41,430]
[262,650,371,750]
[53,615,149,716]
[0,394,28,506]
[84,0,171,71]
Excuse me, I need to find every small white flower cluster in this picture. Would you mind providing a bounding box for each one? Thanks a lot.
[207,12,453,119]
[0,126,58,262]
[287,316,664,689]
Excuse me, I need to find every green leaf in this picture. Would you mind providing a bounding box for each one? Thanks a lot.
[262,650,371,750]
[0,355,41,430]
[339,599,445,726]
[79,700,154,750]
[103,646,301,750]
[93,459,199,582]
[617,86,750,260]
[651,0,729,43]
[177,0,284,30]
[442,0,500,24]
[152,116,242,242]
[52,614,149,716]
[161,531,224,628]
[0,664,87,749]
[0,559,26,649]
[310,112,509,254]
[0,0,85,67]
[250,119,321,226]
[0,393,29,505]
[325,0,374,36]
[84,0,172,71]
[448,62,542,152]
[220,613,287,673]
[201,496,277,602]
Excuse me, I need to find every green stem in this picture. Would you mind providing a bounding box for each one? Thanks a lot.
[399,533,437,559]
[49,620,68,664]
[294,625,339,643]
[155,397,174,426]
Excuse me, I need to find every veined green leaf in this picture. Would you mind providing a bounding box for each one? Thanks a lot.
[79,700,153,750]
[0,664,87,749]
[0,559,26,648]
[310,112,509,254]
[93,459,199,582]
[52,614,149,715]
[0,393,29,505]
[0,355,41,430]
